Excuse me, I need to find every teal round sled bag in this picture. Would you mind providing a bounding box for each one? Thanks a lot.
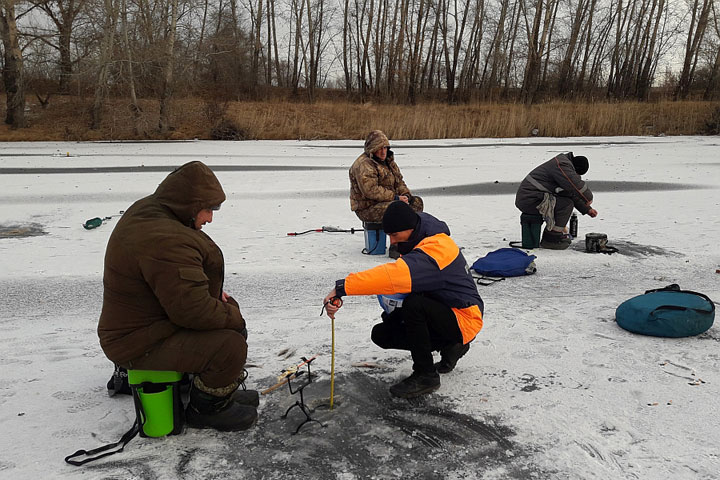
[615,284,715,338]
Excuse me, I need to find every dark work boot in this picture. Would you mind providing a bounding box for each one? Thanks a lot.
[389,370,441,399]
[232,369,259,407]
[232,389,260,407]
[106,364,132,396]
[435,342,470,374]
[540,230,571,250]
[186,378,257,432]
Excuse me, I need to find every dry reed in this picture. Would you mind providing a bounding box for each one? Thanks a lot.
[0,96,717,141]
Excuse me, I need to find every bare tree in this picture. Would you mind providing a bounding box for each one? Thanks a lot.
[244,0,263,91]
[372,0,388,96]
[406,0,431,104]
[438,0,472,103]
[121,0,142,134]
[385,0,405,96]
[703,0,720,99]
[635,0,666,100]
[557,0,590,97]
[0,0,25,127]
[157,0,177,133]
[477,0,507,99]
[675,0,712,99]
[520,0,557,104]
[290,0,305,93]
[32,0,87,93]
[303,0,325,100]
[90,0,119,129]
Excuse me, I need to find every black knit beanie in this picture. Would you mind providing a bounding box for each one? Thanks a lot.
[571,155,589,175]
[382,201,418,234]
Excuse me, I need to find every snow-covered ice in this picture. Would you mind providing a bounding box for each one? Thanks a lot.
[0,137,718,479]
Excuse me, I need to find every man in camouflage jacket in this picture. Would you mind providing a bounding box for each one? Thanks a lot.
[349,130,423,223]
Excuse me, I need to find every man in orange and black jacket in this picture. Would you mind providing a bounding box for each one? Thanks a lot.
[323,201,484,399]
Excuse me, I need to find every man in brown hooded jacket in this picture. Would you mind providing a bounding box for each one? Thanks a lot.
[98,161,257,432]
[349,130,423,223]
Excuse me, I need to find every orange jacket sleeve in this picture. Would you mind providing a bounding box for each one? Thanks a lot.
[337,259,413,296]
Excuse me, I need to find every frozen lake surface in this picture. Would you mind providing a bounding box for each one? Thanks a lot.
[0,136,719,479]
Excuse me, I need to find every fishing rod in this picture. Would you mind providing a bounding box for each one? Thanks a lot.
[83,211,125,230]
[287,226,364,236]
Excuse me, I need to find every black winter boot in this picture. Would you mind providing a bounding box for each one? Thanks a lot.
[232,388,260,407]
[232,369,259,407]
[435,342,470,374]
[106,364,132,396]
[540,230,571,250]
[186,378,257,432]
[389,370,440,399]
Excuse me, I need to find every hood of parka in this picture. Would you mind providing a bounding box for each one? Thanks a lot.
[153,161,226,227]
[364,130,390,156]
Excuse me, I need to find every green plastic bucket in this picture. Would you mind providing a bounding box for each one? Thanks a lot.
[128,370,183,438]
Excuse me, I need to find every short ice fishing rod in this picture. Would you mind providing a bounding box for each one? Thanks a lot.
[83,211,125,230]
[287,226,363,236]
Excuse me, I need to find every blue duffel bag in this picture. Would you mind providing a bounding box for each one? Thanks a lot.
[615,284,715,338]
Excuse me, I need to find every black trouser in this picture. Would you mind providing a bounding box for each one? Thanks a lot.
[371,293,463,374]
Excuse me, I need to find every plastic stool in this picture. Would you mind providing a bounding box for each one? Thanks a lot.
[520,213,543,249]
[128,369,184,437]
[362,222,387,255]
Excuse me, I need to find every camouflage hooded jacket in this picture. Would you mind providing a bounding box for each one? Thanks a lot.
[97,161,245,364]
[349,151,412,213]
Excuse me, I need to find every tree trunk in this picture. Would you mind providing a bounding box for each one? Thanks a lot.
[407,0,429,104]
[291,0,304,94]
[675,0,711,100]
[0,0,25,127]
[557,0,586,96]
[121,0,141,135]
[520,0,544,104]
[269,0,282,86]
[636,0,664,100]
[158,0,177,134]
[91,0,119,130]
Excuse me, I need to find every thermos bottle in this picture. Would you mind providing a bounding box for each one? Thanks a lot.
[569,213,578,238]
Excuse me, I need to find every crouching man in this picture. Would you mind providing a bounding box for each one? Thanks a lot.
[323,201,484,399]
[98,161,257,432]
[515,152,598,249]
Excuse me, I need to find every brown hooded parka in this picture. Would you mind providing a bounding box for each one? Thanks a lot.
[98,161,245,365]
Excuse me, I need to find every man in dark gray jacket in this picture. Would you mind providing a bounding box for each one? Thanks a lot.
[515,152,598,249]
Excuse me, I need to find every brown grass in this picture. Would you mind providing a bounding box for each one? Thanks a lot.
[0,95,718,141]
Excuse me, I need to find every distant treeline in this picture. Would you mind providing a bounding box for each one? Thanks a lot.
[1,0,719,132]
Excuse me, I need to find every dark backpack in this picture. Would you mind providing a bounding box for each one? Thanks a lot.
[471,248,537,285]
[615,284,715,338]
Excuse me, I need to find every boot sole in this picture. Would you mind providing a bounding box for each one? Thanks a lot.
[389,382,440,399]
[185,414,257,432]
[540,241,571,250]
[435,363,455,374]
[185,408,258,432]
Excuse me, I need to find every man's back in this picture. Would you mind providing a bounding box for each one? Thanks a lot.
[98,162,229,364]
